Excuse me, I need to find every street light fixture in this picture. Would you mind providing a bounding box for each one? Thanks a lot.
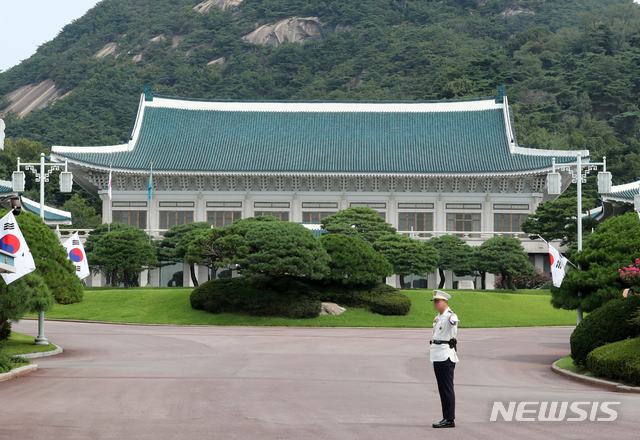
[547,155,609,324]
[12,153,72,345]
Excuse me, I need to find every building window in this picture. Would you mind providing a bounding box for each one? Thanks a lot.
[113,211,147,229]
[494,213,528,237]
[254,202,290,208]
[207,211,242,227]
[445,203,482,210]
[160,211,194,229]
[493,204,529,210]
[398,203,434,209]
[398,213,433,237]
[159,201,195,208]
[301,202,338,209]
[302,212,337,223]
[207,201,242,208]
[446,213,481,236]
[350,202,386,209]
[112,201,147,207]
[254,211,289,221]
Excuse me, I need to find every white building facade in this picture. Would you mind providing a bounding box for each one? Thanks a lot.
[51,87,585,288]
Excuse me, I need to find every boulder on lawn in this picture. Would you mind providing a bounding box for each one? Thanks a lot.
[320,302,346,315]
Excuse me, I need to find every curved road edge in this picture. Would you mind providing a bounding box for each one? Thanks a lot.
[14,345,63,359]
[0,364,38,384]
[551,358,640,394]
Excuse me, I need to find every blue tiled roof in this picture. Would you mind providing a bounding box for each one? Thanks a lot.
[53,99,576,174]
[0,180,12,194]
[21,197,72,222]
[606,186,639,201]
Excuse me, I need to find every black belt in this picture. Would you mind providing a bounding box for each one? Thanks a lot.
[430,338,457,351]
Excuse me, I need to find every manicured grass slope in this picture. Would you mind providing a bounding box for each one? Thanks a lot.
[27,288,576,328]
[2,332,57,356]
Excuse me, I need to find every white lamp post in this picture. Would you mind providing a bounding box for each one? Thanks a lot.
[12,153,72,345]
[547,155,610,324]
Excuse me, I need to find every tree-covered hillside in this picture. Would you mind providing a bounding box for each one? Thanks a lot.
[1,0,640,194]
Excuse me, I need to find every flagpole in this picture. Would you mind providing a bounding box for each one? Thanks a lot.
[108,162,112,233]
[34,153,48,345]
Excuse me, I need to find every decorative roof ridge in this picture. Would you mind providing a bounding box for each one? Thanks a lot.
[512,145,590,158]
[52,144,130,154]
[20,196,72,218]
[609,180,640,192]
[151,94,499,105]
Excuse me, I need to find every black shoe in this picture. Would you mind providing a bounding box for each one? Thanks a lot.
[432,419,455,428]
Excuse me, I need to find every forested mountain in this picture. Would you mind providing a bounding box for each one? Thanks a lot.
[1,0,640,200]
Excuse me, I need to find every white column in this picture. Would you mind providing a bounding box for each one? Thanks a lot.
[484,194,492,237]
[195,193,205,222]
[244,193,252,218]
[292,193,300,222]
[149,195,158,233]
[435,194,445,233]
[388,194,396,229]
[150,268,160,287]
[101,193,110,224]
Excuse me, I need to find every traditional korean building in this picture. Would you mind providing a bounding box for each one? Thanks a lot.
[51,87,587,288]
[597,181,640,221]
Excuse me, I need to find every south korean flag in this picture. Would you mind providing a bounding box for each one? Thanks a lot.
[0,211,37,284]
[62,232,90,280]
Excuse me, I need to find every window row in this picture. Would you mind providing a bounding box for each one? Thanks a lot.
[111,211,529,233]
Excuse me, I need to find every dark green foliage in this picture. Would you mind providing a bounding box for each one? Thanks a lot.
[2,209,82,304]
[0,320,11,342]
[368,290,412,316]
[552,213,640,312]
[226,220,331,282]
[313,282,411,316]
[570,295,640,365]
[521,197,599,247]
[190,277,321,319]
[62,194,102,228]
[0,350,30,374]
[157,222,212,286]
[373,234,439,289]
[318,234,392,285]
[477,236,535,291]
[90,227,158,288]
[427,235,473,289]
[321,207,396,245]
[586,336,640,386]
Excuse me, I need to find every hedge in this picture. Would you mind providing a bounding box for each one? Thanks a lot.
[190,277,321,319]
[570,295,640,365]
[586,337,640,387]
[315,282,411,316]
[0,350,29,374]
[190,277,412,318]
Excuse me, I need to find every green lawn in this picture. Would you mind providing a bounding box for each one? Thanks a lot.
[25,287,577,328]
[1,332,58,356]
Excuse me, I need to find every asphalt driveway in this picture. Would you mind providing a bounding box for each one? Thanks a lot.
[1,321,637,439]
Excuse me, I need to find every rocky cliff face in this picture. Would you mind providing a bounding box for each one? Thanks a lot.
[242,17,323,46]
[193,0,243,12]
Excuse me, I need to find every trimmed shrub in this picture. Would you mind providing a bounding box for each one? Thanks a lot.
[586,337,640,386]
[190,277,321,319]
[313,282,411,316]
[0,320,11,342]
[0,350,29,374]
[369,291,412,316]
[570,295,640,365]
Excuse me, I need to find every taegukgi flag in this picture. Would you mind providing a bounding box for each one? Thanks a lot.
[62,232,90,280]
[548,242,568,287]
[0,211,36,284]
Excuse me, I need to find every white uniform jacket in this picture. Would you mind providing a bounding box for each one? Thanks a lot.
[430,307,459,363]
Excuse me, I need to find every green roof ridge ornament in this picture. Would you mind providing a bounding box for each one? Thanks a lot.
[142,84,154,101]
[495,85,507,104]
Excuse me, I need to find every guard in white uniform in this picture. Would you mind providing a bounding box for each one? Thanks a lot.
[429,290,459,428]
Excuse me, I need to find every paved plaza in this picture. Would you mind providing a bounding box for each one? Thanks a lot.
[1,321,638,439]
